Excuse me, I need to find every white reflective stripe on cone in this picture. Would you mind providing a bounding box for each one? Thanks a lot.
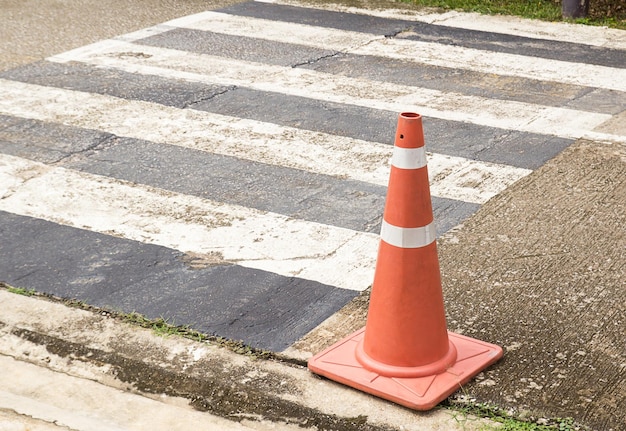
[380,220,437,248]
[391,146,427,170]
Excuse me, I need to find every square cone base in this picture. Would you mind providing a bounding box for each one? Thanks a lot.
[308,328,503,410]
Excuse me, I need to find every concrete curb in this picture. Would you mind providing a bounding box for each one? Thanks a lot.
[0,289,495,431]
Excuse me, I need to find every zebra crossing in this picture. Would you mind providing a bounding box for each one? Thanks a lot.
[1,0,624,351]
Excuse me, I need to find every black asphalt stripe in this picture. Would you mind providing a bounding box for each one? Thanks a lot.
[61,135,390,234]
[0,114,114,164]
[424,118,572,171]
[218,1,626,68]
[0,60,571,170]
[0,61,232,109]
[0,115,385,233]
[139,27,337,67]
[563,87,626,115]
[0,113,476,235]
[218,0,410,37]
[0,210,358,351]
[192,86,572,170]
[433,198,480,236]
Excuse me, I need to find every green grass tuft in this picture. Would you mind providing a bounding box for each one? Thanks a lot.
[401,0,626,29]
[2,283,37,297]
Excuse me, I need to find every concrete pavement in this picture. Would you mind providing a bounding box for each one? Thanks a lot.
[0,0,237,70]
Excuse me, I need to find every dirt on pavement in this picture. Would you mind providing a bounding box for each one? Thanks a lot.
[294,139,626,431]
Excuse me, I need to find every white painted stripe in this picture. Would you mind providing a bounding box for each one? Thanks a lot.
[262,0,626,50]
[0,79,531,204]
[353,38,626,93]
[423,13,626,50]
[47,41,618,142]
[392,146,427,170]
[163,11,626,92]
[0,153,377,292]
[380,220,437,249]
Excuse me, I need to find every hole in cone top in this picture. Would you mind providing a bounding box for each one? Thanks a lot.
[400,112,420,119]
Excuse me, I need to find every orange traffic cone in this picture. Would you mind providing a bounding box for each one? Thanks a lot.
[308,112,503,410]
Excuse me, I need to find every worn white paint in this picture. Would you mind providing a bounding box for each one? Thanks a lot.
[148,10,626,93]
[48,40,618,143]
[0,153,378,291]
[0,79,530,204]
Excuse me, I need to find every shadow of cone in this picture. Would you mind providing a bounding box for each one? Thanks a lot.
[308,112,503,410]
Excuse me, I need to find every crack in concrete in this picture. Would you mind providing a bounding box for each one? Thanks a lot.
[183,85,237,109]
[292,32,395,69]
[291,51,342,68]
[51,133,117,166]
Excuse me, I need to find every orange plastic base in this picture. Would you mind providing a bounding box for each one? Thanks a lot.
[308,328,503,410]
